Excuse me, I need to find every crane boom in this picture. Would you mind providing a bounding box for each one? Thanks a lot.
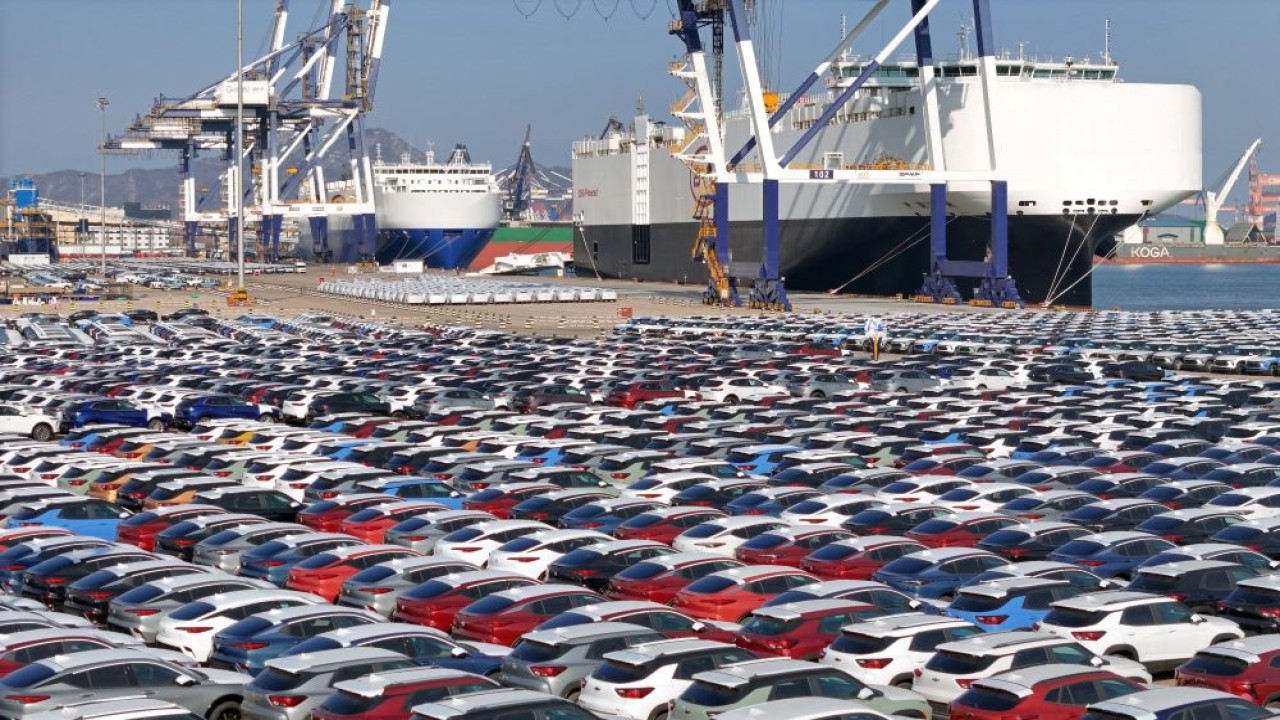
[1207,138,1261,216]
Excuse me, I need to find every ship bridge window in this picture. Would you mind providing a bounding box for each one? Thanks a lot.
[1018,200,1037,208]
[1033,69,1051,78]
[1100,70,1116,80]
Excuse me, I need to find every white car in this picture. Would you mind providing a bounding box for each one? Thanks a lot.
[485,529,611,579]
[0,404,59,442]
[155,588,324,662]
[818,614,981,686]
[948,367,1023,391]
[1037,590,1244,671]
[672,516,787,558]
[621,472,719,503]
[578,638,759,720]
[914,630,1152,707]
[779,494,887,528]
[1205,487,1280,519]
[874,476,974,505]
[698,377,787,404]
[934,483,1035,513]
[433,519,553,565]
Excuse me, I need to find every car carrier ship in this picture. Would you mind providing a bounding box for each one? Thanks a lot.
[571,50,1202,307]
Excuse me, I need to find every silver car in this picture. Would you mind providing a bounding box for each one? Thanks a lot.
[384,510,497,554]
[22,698,209,720]
[869,369,942,393]
[107,573,271,643]
[414,388,496,417]
[0,648,250,720]
[500,622,666,698]
[191,522,311,574]
[240,646,413,720]
[337,556,479,616]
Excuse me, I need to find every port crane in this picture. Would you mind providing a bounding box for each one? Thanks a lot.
[104,0,390,264]
[504,125,535,222]
[1202,139,1261,246]
[668,0,1022,310]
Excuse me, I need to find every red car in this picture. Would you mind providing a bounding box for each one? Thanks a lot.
[905,512,1018,549]
[391,570,537,631]
[462,483,559,519]
[950,666,1144,720]
[339,502,446,543]
[606,381,687,409]
[450,584,604,646]
[311,667,501,720]
[297,493,396,532]
[1176,636,1280,705]
[734,527,854,567]
[115,505,226,551]
[535,600,739,642]
[800,536,928,580]
[668,565,817,622]
[606,552,745,604]
[285,544,419,601]
[736,599,885,660]
[614,507,728,544]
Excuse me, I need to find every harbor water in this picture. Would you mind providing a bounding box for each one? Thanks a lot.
[1092,263,1280,311]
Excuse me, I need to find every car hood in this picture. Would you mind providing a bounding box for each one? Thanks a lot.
[460,640,513,657]
[871,683,927,704]
[1100,654,1153,682]
[198,667,254,685]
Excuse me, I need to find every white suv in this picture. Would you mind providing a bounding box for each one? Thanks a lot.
[0,404,60,442]
[914,631,1151,709]
[819,613,980,687]
[578,638,758,720]
[1037,590,1244,672]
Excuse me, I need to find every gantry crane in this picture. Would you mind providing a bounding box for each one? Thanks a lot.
[105,0,391,263]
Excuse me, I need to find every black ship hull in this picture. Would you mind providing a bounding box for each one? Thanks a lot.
[576,213,1137,307]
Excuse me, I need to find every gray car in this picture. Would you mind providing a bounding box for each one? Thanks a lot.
[501,622,666,699]
[384,510,497,554]
[337,556,480,616]
[191,522,312,574]
[107,573,271,643]
[22,698,208,720]
[408,688,592,720]
[787,373,861,399]
[413,388,496,417]
[241,646,414,720]
[0,648,250,720]
[869,369,941,394]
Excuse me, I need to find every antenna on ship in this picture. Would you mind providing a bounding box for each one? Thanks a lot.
[957,22,973,61]
[375,143,383,164]
[1103,18,1113,65]
[1017,41,1027,62]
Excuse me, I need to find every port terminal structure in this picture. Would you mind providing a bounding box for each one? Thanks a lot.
[668,0,1023,310]
[103,0,390,264]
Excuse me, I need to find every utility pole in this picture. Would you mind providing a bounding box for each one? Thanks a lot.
[96,97,109,279]
[78,172,86,242]
[236,0,246,292]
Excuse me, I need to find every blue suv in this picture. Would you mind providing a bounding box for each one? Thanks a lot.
[945,576,1084,631]
[173,393,265,429]
[59,398,163,432]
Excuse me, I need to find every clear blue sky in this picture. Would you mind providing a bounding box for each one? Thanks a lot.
[2,0,1276,206]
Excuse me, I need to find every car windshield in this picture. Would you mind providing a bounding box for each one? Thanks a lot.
[829,631,894,654]
[911,519,959,535]
[1210,494,1251,507]
[684,576,737,594]
[981,529,1031,547]
[1042,607,1107,628]
[615,561,666,581]
[253,668,311,692]
[1056,540,1105,557]
[949,593,1007,612]
[319,691,380,717]
[956,687,1022,712]
[680,680,747,707]
[0,662,56,688]
[928,650,996,675]
[594,659,655,684]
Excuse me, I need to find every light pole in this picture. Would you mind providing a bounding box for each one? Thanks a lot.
[78,172,86,241]
[235,0,246,293]
[96,97,109,279]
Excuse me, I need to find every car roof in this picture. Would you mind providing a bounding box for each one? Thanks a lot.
[409,688,573,718]
[520,621,659,646]
[938,631,1071,656]
[691,657,822,687]
[1088,688,1249,717]
[1135,560,1241,577]
[333,667,490,697]
[1050,590,1168,612]
[958,576,1072,597]
[603,637,735,664]
[843,613,975,638]
[975,663,1122,695]
[264,645,406,673]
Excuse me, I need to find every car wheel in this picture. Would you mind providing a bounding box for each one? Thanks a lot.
[893,678,914,689]
[724,395,739,404]
[1213,634,1241,645]
[29,423,53,442]
[975,384,987,390]
[565,689,581,703]
[257,414,276,423]
[899,712,926,720]
[810,390,825,398]
[207,700,241,720]
[650,711,669,720]
[146,418,166,431]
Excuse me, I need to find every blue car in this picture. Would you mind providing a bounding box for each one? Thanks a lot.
[558,498,664,533]
[355,477,465,508]
[4,497,130,541]
[725,487,820,517]
[208,604,382,674]
[237,533,361,586]
[872,547,1008,600]
[0,536,113,592]
[280,625,505,676]
[1046,530,1176,579]
[173,393,265,429]
[59,398,161,432]
[945,576,1084,631]
[727,444,801,475]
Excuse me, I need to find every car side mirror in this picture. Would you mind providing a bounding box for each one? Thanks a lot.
[691,621,706,633]
[1190,613,1205,624]
[1089,656,1104,667]
[174,674,197,686]
[908,600,922,610]
[598,481,608,487]
[857,687,876,701]
[450,646,469,658]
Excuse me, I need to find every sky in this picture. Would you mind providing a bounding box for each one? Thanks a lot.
[1,0,1277,208]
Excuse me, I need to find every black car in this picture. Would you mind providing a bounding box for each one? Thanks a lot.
[307,392,390,420]
[161,307,210,321]
[1127,559,1260,614]
[1102,360,1166,382]
[1073,473,1164,500]
[544,540,671,592]
[507,490,613,523]
[1061,498,1166,532]
[1135,509,1244,545]
[154,514,263,562]
[194,487,304,523]
[63,560,203,623]
[1139,480,1232,509]
[124,308,160,323]
[1217,575,1280,633]
[842,505,951,535]
[21,546,154,609]
[671,479,766,508]
[1028,364,1095,384]
[976,520,1090,561]
[1211,516,1280,559]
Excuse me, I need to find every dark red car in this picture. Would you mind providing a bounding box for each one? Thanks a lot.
[311,667,500,720]
[451,584,604,646]
[462,483,559,519]
[285,544,419,602]
[901,454,988,476]
[800,536,928,580]
[668,565,816,622]
[391,570,537,631]
[950,666,1144,720]
[613,507,728,544]
[1084,451,1160,475]
[605,552,745,604]
[115,505,226,551]
[736,599,885,660]
[905,512,1018,549]
[297,494,396,532]
[1176,636,1280,705]
[339,502,446,543]
[734,527,854,567]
